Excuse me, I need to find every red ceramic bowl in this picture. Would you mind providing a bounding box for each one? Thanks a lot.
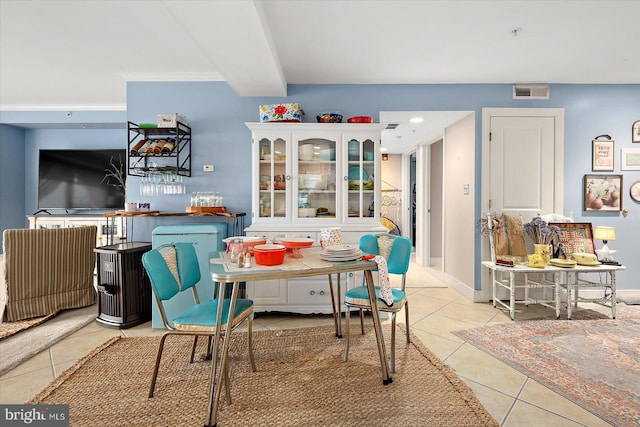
[253,244,286,266]
[347,116,373,123]
[280,237,315,249]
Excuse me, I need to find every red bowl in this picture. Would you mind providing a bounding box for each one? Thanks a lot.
[253,244,286,266]
[280,237,315,248]
[347,116,373,123]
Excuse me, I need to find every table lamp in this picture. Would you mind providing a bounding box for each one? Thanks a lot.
[594,226,618,264]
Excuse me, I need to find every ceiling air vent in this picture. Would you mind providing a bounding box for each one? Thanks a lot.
[513,84,550,99]
[385,123,399,130]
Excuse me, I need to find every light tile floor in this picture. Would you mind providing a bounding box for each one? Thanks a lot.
[2,259,635,426]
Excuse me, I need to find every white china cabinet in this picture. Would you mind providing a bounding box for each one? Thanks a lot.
[244,122,387,314]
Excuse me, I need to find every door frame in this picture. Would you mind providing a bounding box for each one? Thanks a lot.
[480,108,565,299]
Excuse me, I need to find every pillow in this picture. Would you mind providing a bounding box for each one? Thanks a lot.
[377,235,395,260]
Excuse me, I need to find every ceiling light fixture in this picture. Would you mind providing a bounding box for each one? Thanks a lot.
[409,117,423,124]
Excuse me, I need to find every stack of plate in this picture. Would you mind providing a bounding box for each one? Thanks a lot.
[320,244,362,261]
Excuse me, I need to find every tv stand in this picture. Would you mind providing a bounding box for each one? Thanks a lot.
[27,214,125,247]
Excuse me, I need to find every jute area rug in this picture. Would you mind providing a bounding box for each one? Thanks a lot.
[0,304,98,375]
[30,324,498,427]
[453,307,640,427]
[0,312,58,340]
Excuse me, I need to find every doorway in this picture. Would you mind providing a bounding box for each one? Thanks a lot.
[380,110,472,270]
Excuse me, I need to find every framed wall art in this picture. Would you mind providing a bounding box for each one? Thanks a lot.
[584,174,623,212]
[631,181,640,203]
[621,148,640,171]
[592,137,615,171]
[549,222,595,255]
[633,120,640,143]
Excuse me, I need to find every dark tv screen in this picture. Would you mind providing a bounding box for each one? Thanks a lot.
[38,149,126,210]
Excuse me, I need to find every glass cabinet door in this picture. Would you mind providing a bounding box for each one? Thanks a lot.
[258,137,288,219]
[346,138,376,219]
[296,137,337,221]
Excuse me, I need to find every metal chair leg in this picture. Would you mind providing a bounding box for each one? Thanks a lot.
[247,314,257,372]
[328,274,342,338]
[359,308,365,334]
[190,336,199,363]
[405,302,410,343]
[390,313,397,373]
[149,333,170,398]
[344,308,351,362]
[224,358,232,405]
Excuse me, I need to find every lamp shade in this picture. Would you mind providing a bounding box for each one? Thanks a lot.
[594,226,616,241]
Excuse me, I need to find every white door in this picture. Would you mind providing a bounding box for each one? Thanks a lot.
[489,116,556,222]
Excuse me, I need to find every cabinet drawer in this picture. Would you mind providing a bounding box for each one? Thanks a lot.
[247,279,287,305]
[287,276,346,305]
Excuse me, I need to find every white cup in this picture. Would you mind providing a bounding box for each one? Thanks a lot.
[320,227,342,248]
[125,202,138,212]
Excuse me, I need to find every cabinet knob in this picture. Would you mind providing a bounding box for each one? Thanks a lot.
[310,290,315,295]
[319,290,325,295]
[286,175,291,180]
[344,176,348,181]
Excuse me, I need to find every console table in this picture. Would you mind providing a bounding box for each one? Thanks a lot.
[103,210,246,244]
[482,261,625,320]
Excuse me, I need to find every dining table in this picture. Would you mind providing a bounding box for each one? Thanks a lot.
[205,246,391,426]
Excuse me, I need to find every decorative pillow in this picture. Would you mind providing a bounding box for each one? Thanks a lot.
[377,234,395,260]
[160,247,181,290]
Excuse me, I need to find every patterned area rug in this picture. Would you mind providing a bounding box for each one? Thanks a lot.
[29,325,498,426]
[454,310,640,427]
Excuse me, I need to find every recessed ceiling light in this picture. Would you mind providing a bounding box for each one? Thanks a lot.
[409,117,423,124]
[380,147,388,152]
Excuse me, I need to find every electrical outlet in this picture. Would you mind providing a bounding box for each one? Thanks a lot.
[203,165,214,172]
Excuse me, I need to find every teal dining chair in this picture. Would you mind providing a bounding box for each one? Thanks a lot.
[141,242,256,403]
[344,234,412,373]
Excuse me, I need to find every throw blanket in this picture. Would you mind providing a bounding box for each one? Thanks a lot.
[373,255,394,307]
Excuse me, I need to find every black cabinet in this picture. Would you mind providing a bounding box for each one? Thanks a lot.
[127,121,191,177]
[95,242,152,328]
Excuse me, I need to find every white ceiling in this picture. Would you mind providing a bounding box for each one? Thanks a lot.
[1,0,638,152]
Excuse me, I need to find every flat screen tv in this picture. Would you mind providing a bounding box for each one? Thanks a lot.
[38,149,126,210]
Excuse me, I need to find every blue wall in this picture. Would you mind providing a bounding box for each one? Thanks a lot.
[0,124,26,248]
[2,82,639,291]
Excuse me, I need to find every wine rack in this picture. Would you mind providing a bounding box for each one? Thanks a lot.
[127,121,191,177]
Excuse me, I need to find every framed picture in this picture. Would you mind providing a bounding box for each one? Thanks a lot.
[584,174,623,211]
[621,148,640,170]
[549,222,595,255]
[631,181,640,203]
[633,120,640,143]
[592,138,615,171]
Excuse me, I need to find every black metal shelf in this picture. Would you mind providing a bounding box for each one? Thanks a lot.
[127,121,191,177]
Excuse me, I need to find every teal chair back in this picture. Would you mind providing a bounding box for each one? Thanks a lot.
[359,234,412,277]
[387,236,412,276]
[142,242,201,302]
